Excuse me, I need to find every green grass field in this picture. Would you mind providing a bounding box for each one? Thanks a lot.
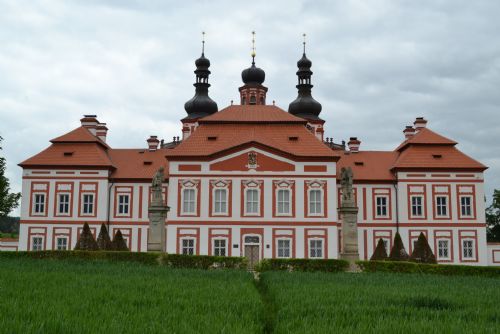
[0,257,499,334]
[260,271,500,333]
[0,257,262,334]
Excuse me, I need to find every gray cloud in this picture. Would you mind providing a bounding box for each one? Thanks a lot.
[1,0,499,215]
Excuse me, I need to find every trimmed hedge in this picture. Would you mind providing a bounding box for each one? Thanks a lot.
[255,258,350,273]
[0,251,246,269]
[357,260,500,277]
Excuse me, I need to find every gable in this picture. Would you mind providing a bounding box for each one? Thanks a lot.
[209,150,295,172]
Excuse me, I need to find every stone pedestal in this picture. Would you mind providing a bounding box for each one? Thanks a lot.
[339,205,360,271]
[148,205,168,252]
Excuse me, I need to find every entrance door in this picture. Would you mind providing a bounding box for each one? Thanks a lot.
[244,245,260,269]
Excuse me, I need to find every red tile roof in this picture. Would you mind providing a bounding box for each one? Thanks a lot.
[51,126,109,148]
[199,105,307,124]
[396,128,457,151]
[166,123,336,160]
[337,151,398,181]
[108,149,169,180]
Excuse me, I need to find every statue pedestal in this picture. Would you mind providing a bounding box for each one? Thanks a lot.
[339,205,360,271]
[148,205,168,252]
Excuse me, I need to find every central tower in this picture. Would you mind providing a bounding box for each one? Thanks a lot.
[239,32,268,105]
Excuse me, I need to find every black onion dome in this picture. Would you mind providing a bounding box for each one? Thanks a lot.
[297,53,312,68]
[195,53,210,68]
[242,61,265,85]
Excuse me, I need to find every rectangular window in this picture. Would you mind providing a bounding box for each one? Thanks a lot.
[82,194,94,215]
[32,237,43,251]
[436,196,448,217]
[462,240,474,259]
[56,237,68,250]
[246,189,259,214]
[182,238,195,255]
[277,239,291,258]
[118,194,130,215]
[309,190,322,215]
[411,196,423,217]
[375,196,388,217]
[214,189,227,214]
[277,189,290,215]
[460,196,472,217]
[182,189,196,214]
[309,239,323,258]
[34,194,46,214]
[58,194,70,215]
[438,239,449,259]
[213,239,226,256]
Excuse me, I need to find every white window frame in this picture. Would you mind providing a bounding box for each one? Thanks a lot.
[244,188,260,216]
[276,189,292,216]
[308,189,324,216]
[375,195,389,218]
[181,238,196,255]
[437,239,450,260]
[462,239,475,260]
[213,188,228,215]
[212,238,227,256]
[459,195,473,218]
[117,194,130,216]
[181,188,197,215]
[32,236,43,251]
[309,238,324,258]
[410,195,424,218]
[276,238,292,258]
[435,195,449,217]
[57,193,71,216]
[32,193,46,215]
[56,237,68,250]
[81,193,95,216]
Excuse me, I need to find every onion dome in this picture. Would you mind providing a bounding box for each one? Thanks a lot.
[241,58,265,85]
[288,37,322,120]
[184,38,218,120]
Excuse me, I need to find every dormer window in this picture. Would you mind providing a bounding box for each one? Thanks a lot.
[63,152,73,156]
[432,154,442,159]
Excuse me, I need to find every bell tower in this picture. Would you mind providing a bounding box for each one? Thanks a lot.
[239,31,268,105]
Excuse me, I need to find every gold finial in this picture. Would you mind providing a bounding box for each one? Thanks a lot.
[251,31,256,60]
[202,31,206,54]
[303,33,306,54]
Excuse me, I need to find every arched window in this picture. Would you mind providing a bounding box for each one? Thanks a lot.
[249,95,256,105]
[260,97,264,105]
[242,97,246,105]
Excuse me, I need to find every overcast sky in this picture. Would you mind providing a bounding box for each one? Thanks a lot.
[1,0,499,216]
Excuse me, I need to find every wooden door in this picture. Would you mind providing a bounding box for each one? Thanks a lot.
[244,245,260,269]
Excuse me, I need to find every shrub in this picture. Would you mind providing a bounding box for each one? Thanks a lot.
[389,232,409,261]
[112,230,129,251]
[410,232,437,264]
[255,258,350,273]
[356,260,500,277]
[161,254,247,270]
[74,223,98,251]
[370,238,388,261]
[96,224,113,250]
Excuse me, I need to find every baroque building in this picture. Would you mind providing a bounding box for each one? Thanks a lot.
[13,39,499,266]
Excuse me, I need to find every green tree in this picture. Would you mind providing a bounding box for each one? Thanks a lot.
[486,189,500,242]
[0,136,21,217]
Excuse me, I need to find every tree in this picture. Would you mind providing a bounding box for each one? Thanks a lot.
[410,232,437,264]
[112,230,129,251]
[96,223,113,250]
[486,189,500,242]
[0,136,21,217]
[74,223,98,250]
[370,238,388,261]
[389,232,410,261]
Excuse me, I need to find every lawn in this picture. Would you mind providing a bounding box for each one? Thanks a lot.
[260,271,500,334]
[0,257,262,334]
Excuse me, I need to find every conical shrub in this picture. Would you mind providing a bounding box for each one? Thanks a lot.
[389,232,409,261]
[74,223,98,251]
[410,232,437,264]
[96,223,113,250]
[112,230,129,251]
[370,238,388,261]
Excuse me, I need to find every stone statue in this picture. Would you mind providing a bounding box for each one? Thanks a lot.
[340,167,354,204]
[148,167,169,252]
[151,167,164,206]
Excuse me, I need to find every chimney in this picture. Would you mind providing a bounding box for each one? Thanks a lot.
[80,115,99,135]
[403,126,416,139]
[347,137,361,152]
[147,135,160,151]
[414,117,428,131]
[96,123,108,142]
